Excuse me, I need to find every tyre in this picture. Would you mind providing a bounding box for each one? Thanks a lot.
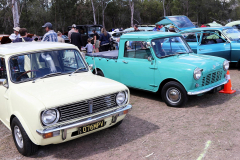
[96,70,104,77]
[110,120,123,128]
[11,117,38,156]
[161,81,188,107]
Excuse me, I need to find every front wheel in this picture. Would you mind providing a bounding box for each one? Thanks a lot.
[11,117,38,156]
[161,81,188,107]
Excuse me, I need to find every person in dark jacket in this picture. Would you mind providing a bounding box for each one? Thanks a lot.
[99,28,111,52]
[13,28,33,43]
[71,29,83,51]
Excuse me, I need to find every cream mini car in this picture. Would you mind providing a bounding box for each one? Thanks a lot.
[0,42,132,156]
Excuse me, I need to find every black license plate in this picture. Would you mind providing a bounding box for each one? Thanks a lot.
[213,85,224,92]
[78,120,105,134]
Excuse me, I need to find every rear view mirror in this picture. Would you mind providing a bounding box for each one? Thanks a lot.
[0,79,8,88]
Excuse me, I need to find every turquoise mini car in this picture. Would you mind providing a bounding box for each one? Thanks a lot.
[85,32,229,107]
[180,27,240,64]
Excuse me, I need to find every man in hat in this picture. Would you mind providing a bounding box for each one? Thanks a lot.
[68,24,76,42]
[41,22,58,42]
[9,27,21,41]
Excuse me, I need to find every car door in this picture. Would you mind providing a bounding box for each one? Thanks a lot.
[197,31,231,60]
[119,41,155,91]
[0,58,9,124]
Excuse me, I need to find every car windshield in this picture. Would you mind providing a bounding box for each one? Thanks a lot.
[152,37,192,58]
[9,49,87,83]
[167,16,195,29]
[222,28,240,41]
[88,26,101,35]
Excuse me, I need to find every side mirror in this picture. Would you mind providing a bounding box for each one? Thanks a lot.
[146,42,151,48]
[0,79,8,88]
[148,57,152,61]
[89,64,93,70]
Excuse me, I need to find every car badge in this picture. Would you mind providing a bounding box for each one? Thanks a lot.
[213,65,216,69]
[88,100,93,113]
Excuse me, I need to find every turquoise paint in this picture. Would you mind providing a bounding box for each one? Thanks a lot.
[85,32,227,95]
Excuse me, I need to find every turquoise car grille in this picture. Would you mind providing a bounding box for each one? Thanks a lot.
[202,70,223,86]
[57,93,117,122]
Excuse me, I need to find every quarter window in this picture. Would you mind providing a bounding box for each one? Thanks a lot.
[201,32,225,45]
[0,58,7,79]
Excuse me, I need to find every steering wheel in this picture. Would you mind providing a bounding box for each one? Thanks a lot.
[16,70,41,81]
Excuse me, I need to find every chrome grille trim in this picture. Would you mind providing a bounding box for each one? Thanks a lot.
[202,70,223,86]
[57,92,118,122]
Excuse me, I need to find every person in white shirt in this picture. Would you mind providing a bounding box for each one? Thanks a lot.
[9,27,21,41]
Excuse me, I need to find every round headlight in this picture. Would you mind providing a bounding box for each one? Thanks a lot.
[41,109,59,126]
[116,91,128,105]
[223,60,229,71]
[194,68,203,80]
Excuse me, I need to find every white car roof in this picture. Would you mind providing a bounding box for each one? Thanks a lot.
[0,42,78,57]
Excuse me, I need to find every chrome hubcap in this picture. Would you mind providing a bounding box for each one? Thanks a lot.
[166,87,181,104]
[14,126,23,148]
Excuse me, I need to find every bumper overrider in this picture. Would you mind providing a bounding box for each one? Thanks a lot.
[187,79,228,95]
[36,104,132,140]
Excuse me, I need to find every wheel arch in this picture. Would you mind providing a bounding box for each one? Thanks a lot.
[92,68,105,75]
[157,78,186,93]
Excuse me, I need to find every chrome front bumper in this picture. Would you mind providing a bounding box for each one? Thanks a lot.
[36,104,132,140]
[187,79,228,95]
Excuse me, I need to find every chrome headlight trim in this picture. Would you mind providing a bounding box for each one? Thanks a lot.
[223,60,229,71]
[41,109,60,126]
[194,67,203,80]
[116,91,128,106]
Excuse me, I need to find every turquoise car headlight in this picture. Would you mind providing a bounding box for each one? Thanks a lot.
[194,68,203,80]
[223,60,229,71]
[41,109,60,126]
[116,91,128,106]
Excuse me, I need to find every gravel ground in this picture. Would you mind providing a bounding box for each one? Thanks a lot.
[0,67,240,160]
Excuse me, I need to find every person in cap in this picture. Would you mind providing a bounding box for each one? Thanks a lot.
[41,22,58,42]
[68,24,76,42]
[13,28,33,43]
[168,26,176,32]
[71,28,83,51]
[9,27,21,41]
[57,31,65,43]
[153,24,160,31]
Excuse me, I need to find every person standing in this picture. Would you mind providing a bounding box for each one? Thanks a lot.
[85,38,94,54]
[71,28,83,51]
[92,29,100,53]
[41,22,58,42]
[68,24,76,42]
[57,31,65,43]
[133,24,140,31]
[99,28,111,52]
[13,28,33,43]
[9,27,21,41]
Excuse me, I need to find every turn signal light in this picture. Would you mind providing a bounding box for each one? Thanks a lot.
[123,110,128,114]
[43,132,53,139]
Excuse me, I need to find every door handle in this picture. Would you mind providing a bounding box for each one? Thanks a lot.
[122,60,128,64]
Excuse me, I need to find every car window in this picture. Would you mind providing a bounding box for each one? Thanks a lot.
[152,37,191,58]
[182,32,200,42]
[9,49,87,83]
[201,32,225,45]
[124,41,151,59]
[0,58,7,79]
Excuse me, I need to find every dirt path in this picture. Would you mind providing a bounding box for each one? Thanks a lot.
[0,68,240,160]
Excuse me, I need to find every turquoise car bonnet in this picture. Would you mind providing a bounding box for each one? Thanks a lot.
[164,16,196,31]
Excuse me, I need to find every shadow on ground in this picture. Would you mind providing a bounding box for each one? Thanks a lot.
[30,115,159,159]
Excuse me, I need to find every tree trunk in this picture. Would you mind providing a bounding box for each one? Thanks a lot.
[102,1,105,28]
[12,0,20,27]
[129,0,134,27]
[162,0,166,16]
[91,0,97,25]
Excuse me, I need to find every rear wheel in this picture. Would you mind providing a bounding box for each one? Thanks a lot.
[11,117,38,156]
[161,81,188,107]
[96,70,104,77]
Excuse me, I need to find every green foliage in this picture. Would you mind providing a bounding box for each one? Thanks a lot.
[0,0,240,35]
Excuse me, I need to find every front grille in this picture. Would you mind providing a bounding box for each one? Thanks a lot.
[202,70,223,86]
[58,93,118,122]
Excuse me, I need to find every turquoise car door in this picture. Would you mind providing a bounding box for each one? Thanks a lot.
[197,31,231,60]
[119,41,155,91]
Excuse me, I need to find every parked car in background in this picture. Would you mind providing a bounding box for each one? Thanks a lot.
[123,27,154,32]
[0,42,131,156]
[68,24,102,46]
[85,32,229,107]
[225,21,240,30]
[62,35,70,43]
[180,26,240,64]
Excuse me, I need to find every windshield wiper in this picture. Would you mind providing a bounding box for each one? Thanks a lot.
[32,72,62,83]
[69,67,86,76]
